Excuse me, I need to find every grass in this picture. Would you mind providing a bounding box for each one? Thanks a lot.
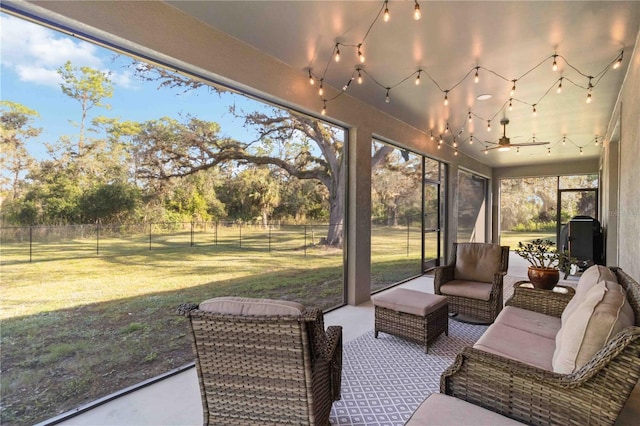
[0,226,423,426]
[499,231,556,249]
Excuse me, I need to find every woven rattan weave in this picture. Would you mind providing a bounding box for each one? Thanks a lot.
[374,302,449,353]
[434,243,510,324]
[441,267,640,426]
[179,303,342,426]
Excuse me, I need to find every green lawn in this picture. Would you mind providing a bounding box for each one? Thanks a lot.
[1,226,421,426]
[499,231,556,249]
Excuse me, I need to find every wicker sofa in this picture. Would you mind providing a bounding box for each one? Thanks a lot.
[178,297,342,426]
[441,266,640,425]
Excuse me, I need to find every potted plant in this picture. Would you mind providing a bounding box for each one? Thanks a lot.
[514,239,574,290]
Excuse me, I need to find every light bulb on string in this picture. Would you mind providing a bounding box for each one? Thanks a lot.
[321,101,327,116]
[454,149,459,156]
[445,123,450,133]
[595,136,599,146]
[532,104,537,117]
[468,111,472,123]
[357,69,363,85]
[474,67,479,83]
[469,135,474,144]
[517,147,520,155]
[510,80,517,96]
[413,1,421,20]
[453,139,458,148]
[509,98,513,111]
[357,44,365,63]
[552,54,558,71]
[438,136,443,145]
[548,148,551,156]
[308,70,314,86]
[580,147,584,155]
[562,136,566,145]
[586,82,593,104]
[484,146,489,155]
[385,88,390,103]
[383,1,390,22]
[613,52,623,69]
[334,44,340,62]
[443,91,449,106]
[557,78,563,94]
[487,120,491,132]
[318,80,324,96]
[415,70,421,85]
[430,131,434,141]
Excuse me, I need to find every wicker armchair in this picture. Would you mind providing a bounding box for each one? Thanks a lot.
[178,297,342,426]
[434,242,510,323]
[441,267,640,426]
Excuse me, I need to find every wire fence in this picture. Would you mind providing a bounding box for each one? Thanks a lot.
[0,221,343,263]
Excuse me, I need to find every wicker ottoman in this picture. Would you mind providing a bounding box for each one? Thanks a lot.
[372,289,448,353]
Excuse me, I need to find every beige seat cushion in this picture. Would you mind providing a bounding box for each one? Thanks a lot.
[553,280,634,374]
[454,243,503,283]
[406,393,526,425]
[494,306,561,340]
[199,296,305,316]
[474,322,556,370]
[372,289,448,316]
[561,265,618,324]
[439,280,493,301]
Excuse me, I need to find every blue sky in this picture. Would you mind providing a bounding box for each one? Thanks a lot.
[0,13,259,160]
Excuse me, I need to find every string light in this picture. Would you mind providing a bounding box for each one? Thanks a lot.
[413,1,421,20]
[594,136,599,145]
[430,131,434,141]
[468,111,472,123]
[510,80,517,96]
[562,135,566,145]
[586,77,593,103]
[357,44,365,63]
[385,88,390,103]
[318,80,324,96]
[552,54,558,71]
[321,101,327,116]
[469,135,474,144]
[438,135,443,145]
[509,98,513,111]
[445,122,450,133]
[557,77,563,94]
[415,70,421,85]
[454,149,459,156]
[548,148,551,156]
[474,67,479,83]
[383,0,390,22]
[334,44,340,62]
[613,51,623,69]
[443,90,449,106]
[357,69,363,84]
[532,104,537,117]
[516,147,520,154]
[308,70,314,85]
[580,147,584,155]
[487,120,491,132]
[453,138,458,148]
[484,146,489,155]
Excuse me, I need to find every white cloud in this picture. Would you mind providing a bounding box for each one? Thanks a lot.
[1,14,109,87]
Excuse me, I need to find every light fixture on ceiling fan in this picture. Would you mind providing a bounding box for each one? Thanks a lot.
[484,118,550,152]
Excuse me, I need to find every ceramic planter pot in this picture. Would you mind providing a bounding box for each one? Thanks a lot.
[527,266,560,290]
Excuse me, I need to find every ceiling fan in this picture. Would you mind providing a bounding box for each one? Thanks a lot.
[484,118,550,152]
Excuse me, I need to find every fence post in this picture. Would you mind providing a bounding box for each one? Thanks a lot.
[96,222,100,256]
[190,221,195,247]
[29,226,33,263]
[149,223,152,250]
[406,216,410,256]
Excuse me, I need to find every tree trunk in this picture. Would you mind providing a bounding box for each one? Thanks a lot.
[324,166,345,247]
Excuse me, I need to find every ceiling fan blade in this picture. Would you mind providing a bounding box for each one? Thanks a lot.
[511,141,550,146]
[483,141,499,145]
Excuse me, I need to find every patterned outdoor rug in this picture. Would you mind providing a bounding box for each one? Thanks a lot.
[329,320,488,426]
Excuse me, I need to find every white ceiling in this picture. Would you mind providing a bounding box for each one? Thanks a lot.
[167,1,640,167]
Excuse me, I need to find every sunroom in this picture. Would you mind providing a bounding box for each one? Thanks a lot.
[1,1,639,425]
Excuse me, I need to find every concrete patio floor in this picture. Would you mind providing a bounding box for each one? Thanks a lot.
[41,254,640,425]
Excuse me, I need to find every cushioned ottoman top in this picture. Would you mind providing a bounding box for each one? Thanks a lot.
[372,288,447,316]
